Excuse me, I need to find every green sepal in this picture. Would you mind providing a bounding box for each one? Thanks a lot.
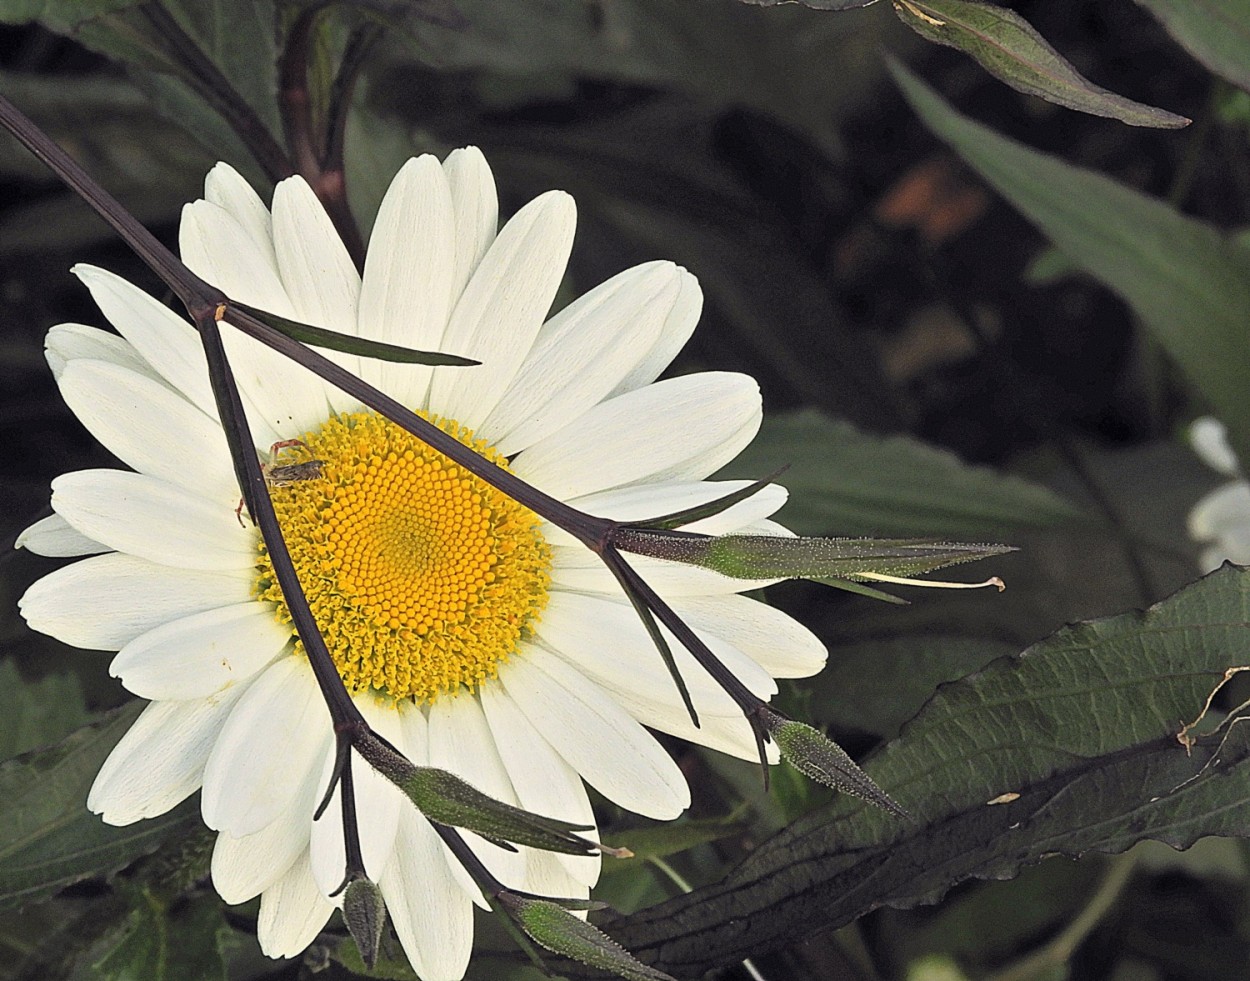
[343,876,388,969]
[501,894,676,981]
[232,302,479,366]
[354,732,603,857]
[764,712,909,819]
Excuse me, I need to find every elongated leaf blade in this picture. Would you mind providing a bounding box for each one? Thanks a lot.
[234,303,480,366]
[548,566,1250,977]
[718,409,1085,537]
[1136,0,1250,93]
[893,0,1188,127]
[0,703,200,910]
[891,59,1250,468]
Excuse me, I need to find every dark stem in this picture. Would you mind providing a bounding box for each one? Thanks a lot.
[333,752,368,896]
[139,2,293,184]
[277,5,368,269]
[277,5,322,179]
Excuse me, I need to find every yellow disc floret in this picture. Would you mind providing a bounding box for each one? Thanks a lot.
[253,411,551,702]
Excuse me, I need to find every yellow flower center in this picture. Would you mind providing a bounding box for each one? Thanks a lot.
[253,411,551,702]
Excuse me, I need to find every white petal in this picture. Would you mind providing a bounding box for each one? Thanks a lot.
[257,852,335,958]
[500,644,689,819]
[111,602,290,701]
[381,807,476,981]
[394,704,490,911]
[51,469,255,570]
[428,191,576,427]
[670,593,827,679]
[310,695,405,894]
[1190,417,1241,476]
[521,848,592,908]
[479,683,601,887]
[15,514,109,557]
[512,372,761,500]
[180,200,330,436]
[481,261,679,453]
[426,695,526,887]
[536,591,774,718]
[356,155,456,409]
[88,688,244,824]
[20,553,250,650]
[57,360,238,502]
[45,322,154,382]
[271,176,363,414]
[608,266,702,397]
[201,655,332,837]
[211,743,321,904]
[540,478,787,548]
[71,265,220,421]
[204,162,276,268]
[180,199,292,316]
[443,146,498,298]
[1189,480,1250,540]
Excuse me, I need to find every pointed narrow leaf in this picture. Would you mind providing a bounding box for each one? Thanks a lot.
[232,304,479,366]
[893,0,1189,127]
[614,527,1012,582]
[891,59,1250,467]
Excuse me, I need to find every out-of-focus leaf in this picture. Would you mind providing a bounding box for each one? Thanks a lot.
[602,818,746,868]
[892,0,1188,128]
[892,59,1250,469]
[0,0,138,30]
[94,885,231,981]
[1136,0,1250,93]
[388,0,901,155]
[0,70,213,253]
[67,1,279,182]
[808,634,1015,739]
[718,409,1084,537]
[0,702,200,910]
[0,661,91,760]
[738,0,873,8]
[551,565,1250,978]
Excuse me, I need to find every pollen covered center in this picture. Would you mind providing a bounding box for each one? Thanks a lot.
[253,411,551,702]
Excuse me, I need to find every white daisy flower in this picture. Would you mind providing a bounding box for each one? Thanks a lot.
[17,149,826,979]
[1188,416,1250,572]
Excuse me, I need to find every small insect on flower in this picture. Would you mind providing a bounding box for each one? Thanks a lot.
[235,439,325,525]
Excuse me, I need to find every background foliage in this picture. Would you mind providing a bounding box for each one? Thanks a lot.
[2,1,1249,979]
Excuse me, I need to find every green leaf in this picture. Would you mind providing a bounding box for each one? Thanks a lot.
[892,0,1189,127]
[0,703,201,910]
[1136,0,1250,93]
[0,662,92,760]
[600,817,746,868]
[0,0,138,31]
[718,409,1085,537]
[548,566,1250,977]
[891,59,1250,468]
[233,304,480,366]
[94,885,230,981]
